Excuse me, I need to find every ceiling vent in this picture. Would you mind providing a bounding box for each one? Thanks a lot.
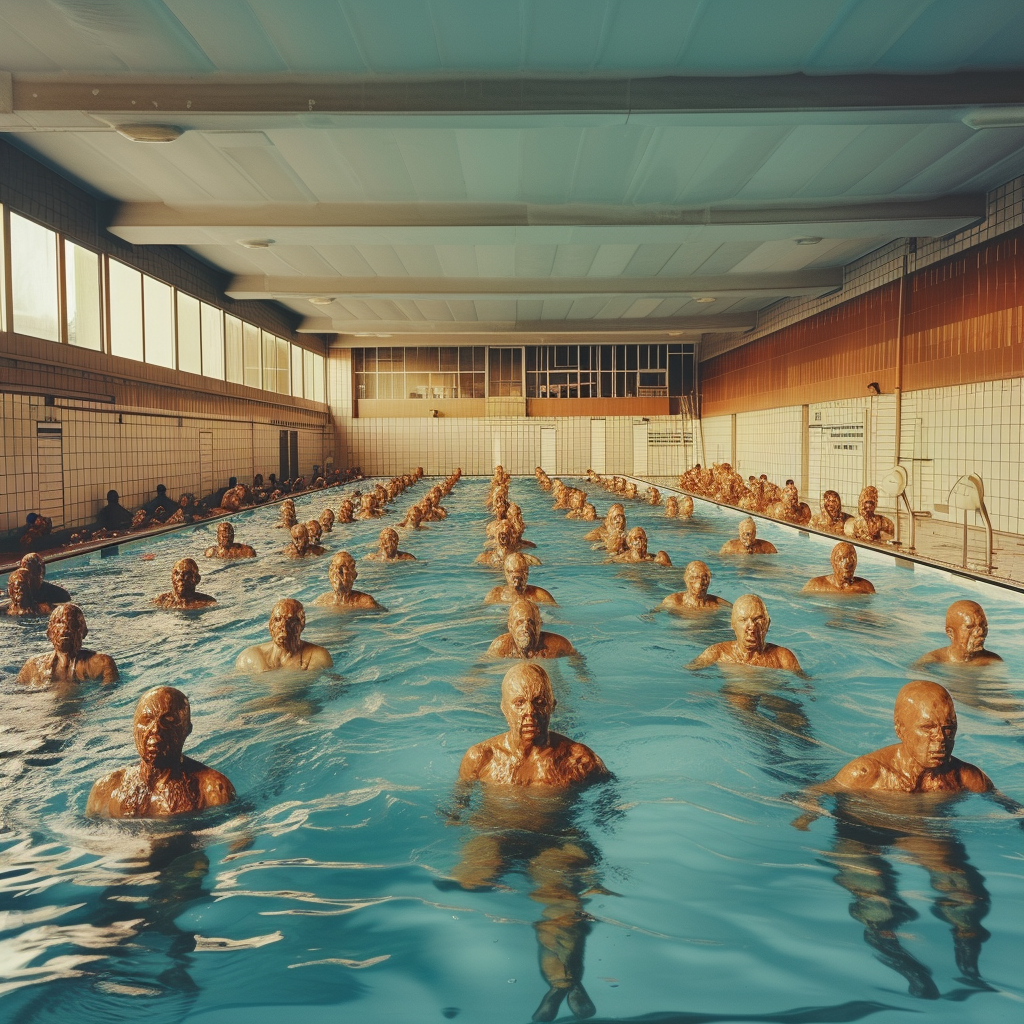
[113,124,184,143]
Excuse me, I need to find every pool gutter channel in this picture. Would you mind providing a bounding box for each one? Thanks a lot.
[622,475,1024,596]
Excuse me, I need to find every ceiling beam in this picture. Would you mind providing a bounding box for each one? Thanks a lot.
[227,271,841,302]
[298,314,756,335]
[109,197,984,246]
[8,71,1024,115]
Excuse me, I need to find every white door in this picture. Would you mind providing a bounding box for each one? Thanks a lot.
[590,419,606,474]
[540,427,556,474]
[632,422,649,477]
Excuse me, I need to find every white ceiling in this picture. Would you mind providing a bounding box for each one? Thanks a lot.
[3,0,1024,338]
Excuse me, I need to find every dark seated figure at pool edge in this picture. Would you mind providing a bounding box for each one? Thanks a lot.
[802,541,875,595]
[314,551,383,611]
[719,517,777,555]
[154,558,216,609]
[236,598,333,673]
[21,552,72,604]
[688,594,801,672]
[86,685,235,819]
[17,603,119,688]
[449,663,610,1021]
[660,560,730,614]
[915,600,1002,667]
[791,681,1021,998]
[485,552,556,606]
[204,521,256,559]
[366,526,415,562]
[488,598,575,659]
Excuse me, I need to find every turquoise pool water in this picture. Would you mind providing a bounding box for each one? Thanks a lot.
[0,478,1021,1024]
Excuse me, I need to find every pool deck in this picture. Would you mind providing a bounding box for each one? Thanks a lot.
[640,476,1024,595]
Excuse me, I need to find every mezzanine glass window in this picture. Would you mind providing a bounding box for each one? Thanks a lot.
[353,347,485,400]
[11,213,60,342]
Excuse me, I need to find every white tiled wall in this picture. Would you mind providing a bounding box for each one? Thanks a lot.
[695,381,1024,535]
[0,393,328,535]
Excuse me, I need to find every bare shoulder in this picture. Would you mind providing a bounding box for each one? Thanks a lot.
[487,634,512,657]
[543,632,576,657]
[193,761,236,807]
[92,652,120,684]
[688,641,728,669]
[802,576,830,593]
[774,645,802,671]
[654,551,672,566]
[719,540,741,554]
[759,540,778,554]
[16,654,46,686]
[86,767,127,816]
[203,546,217,558]
[483,586,503,604]
[235,644,267,672]
[530,586,557,605]
[954,758,994,793]
[833,751,889,790]
[557,736,611,780]
[304,643,334,669]
[914,647,945,665]
[458,740,496,780]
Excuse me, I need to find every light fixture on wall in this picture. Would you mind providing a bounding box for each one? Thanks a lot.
[962,107,1024,129]
[308,297,334,305]
[695,296,716,303]
[867,381,881,394]
[796,236,823,245]
[114,124,184,143]
[239,239,275,249]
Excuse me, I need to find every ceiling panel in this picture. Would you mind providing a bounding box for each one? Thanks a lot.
[164,0,288,72]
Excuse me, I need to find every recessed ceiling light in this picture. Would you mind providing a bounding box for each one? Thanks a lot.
[308,297,334,305]
[238,239,275,249]
[353,333,392,337]
[695,296,716,303]
[796,236,823,245]
[114,124,184,143]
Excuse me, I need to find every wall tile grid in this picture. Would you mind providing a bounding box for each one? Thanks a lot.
[0,392,328,536]
[702,171,1024,362]
[698,385,1022,535]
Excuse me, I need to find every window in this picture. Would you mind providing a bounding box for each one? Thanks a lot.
[143,276,175,368]
[0,206,6,329]
[262,330,277,391]
[291,344,304,398]
[108,260,144,362]
[242,322,261,389]
[201,303,225,380]
[277,337,291,394]
[523,344,693,398]
[488,347,523,397]
[312,351,325,403]
[304,348,315,399]
[176,292,202,374]
[11,213,60,342]
[353,346,484,400]
[526,345,600,398]
[224,315,243,384]
[65,241,102,350]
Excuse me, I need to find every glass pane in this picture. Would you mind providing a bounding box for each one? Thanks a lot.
[65,241,102,350]
[363,348,376,372]
[0,205,5,329]
[406,372,429,397]
[304,348,315,397]
[278,338,290,394]
[108,260,143,362]
[201,303,225,379]
[176,292,201,374]
[11,213,59,342]
[224,314,243,384]
[291,344,304,397]
[262,330,276,390]
[354,373,375,399]
[312,353,325,402]
[440,346,458,372]
[243,323,261,388]
[143,276,175,368]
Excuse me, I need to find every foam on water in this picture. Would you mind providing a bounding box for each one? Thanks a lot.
[0,478,1021,1023]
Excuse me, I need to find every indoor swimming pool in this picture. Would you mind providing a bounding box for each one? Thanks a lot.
[1,477,1022,1024]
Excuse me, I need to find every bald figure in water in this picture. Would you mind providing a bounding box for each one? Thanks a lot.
[366,526,415,562]
[660,560,730,614]
[719,517,777,555]
[611,526,672,566]
[488,598,576,659]
[915,601,1003,667]
[688,594,802,672]
[154,558,216,609]
[235,598,333,673]
[809,489,851,535]
[803,542,875,595]
[86,686,235,818]
[204,521,256,559]
[314,552,383,611]
[20,552,71,605]
[583,503,625,543]
[808,682,997,798]
[460,663,610,788]
[844,486,895,543]
[17,603,119,688]
[485,552,557,606]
